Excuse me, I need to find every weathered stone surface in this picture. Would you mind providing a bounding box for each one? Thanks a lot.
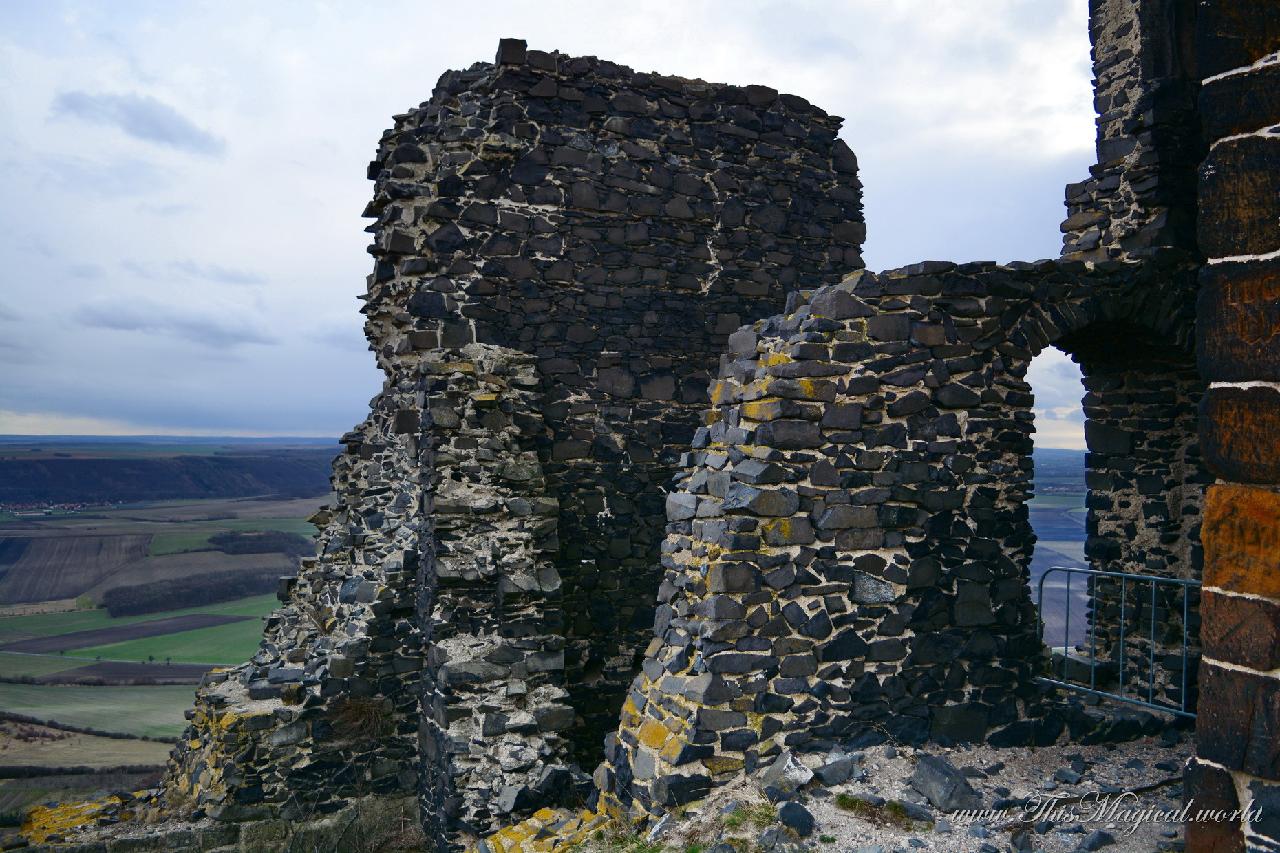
[778,801,815,837]
[607,258,1206,819]
[1197,259,1280,381]
[909,755,982,813]
[1202,484,1280,598]
[1201,388,1280,482]
[1200,64,1280,140]
[1185,759,1243,853]
[1203,590,1280,671]
[1198,137,1280,259]
[1196,663,1280,778]
[1196,1,1280,79]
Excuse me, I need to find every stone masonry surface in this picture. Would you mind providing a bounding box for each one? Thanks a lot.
[599,255,1202,820]
[23,0,1280,849]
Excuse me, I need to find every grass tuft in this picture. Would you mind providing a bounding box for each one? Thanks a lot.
[332,697,395,742]
[834,793,933,831]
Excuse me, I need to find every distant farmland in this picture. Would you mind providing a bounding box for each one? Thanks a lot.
[0,535,150,604]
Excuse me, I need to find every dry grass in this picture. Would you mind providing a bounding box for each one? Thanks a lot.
[332,698,395,742]
[0,721,171,767]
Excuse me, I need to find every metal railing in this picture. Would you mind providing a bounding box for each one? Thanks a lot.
[1036,566,1200,719]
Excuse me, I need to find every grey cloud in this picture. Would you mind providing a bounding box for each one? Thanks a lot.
[51,91,225,157]
[43,156,168,198]
[137,202,195,217]
[76,300,277,348]
[171,261,264,285]
[68,263,103,279]
[0,304,19,321]
[119,259,264,285]
[309,321,369,352]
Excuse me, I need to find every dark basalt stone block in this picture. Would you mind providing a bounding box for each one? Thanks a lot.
[653,773,712,807]
[1197,259,1280,382]
[1199,137,1280,258]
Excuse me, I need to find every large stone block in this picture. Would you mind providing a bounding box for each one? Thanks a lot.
[1198,137,1280,259]
[1201,388,1280,482]
[1200,64,1280,141]
[1195,663,1280,778]
[1203,484,1280,599]
[1196,0,1280,80]
[1203,590,1280,671]
[1184,759,1245,853]
[1197,259,1280,381]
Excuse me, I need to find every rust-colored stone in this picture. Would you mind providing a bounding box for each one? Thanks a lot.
[1200,389,1280,483]
[1196,0,1280,79]
[1202,484,1280,598]
[1198,137,1280,259]
[1203,590,1280,670]
[1197,259,1280,381]
[1195,663,1280,778]
[1184,759,1246,853]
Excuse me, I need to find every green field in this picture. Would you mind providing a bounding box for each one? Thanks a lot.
[73,619,268,665]
[0,594,278,645]
[0,684,196,738]
[0,652,87,679]
[146,517,315,557]
[147,530,215,556]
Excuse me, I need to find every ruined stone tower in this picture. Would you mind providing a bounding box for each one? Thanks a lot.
[21,1,1280,850]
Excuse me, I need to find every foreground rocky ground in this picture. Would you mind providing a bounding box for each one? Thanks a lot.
[578,731,1194,853]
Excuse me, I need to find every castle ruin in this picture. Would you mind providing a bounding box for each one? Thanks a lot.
[21,1,1280,851]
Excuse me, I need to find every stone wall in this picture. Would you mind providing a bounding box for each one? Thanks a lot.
[1068,326,1206,711]
[1185,3,1280,850]
[162,379,426,826]
[136,38,868,850]
[29,1,1280,848]
[1061,0,1202,260]
[599,257,1200,818]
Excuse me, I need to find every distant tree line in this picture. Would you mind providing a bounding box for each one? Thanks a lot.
[209,530,311,557]
[0,450,334,504]
[101,569,280,616]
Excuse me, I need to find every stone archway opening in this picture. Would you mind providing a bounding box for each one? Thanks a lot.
[1025,347,1088,653]
[1023,321,1208,720]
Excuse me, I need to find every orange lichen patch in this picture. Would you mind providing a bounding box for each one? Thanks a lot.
[1203,483,1280,598]
[22,795,124,844]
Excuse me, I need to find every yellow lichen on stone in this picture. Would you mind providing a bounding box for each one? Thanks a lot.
[21,795,122,844]
[741,397,783,421]
[796,378,829,399]
[471,807,612,853]
[637,717,670,749]
[760,351,792,367]
[702,755,745,774]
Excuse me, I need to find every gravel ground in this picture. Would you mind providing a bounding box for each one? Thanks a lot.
[646,733,1194,853]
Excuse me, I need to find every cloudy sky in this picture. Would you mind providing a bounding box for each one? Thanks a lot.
[0,1,1093,447]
